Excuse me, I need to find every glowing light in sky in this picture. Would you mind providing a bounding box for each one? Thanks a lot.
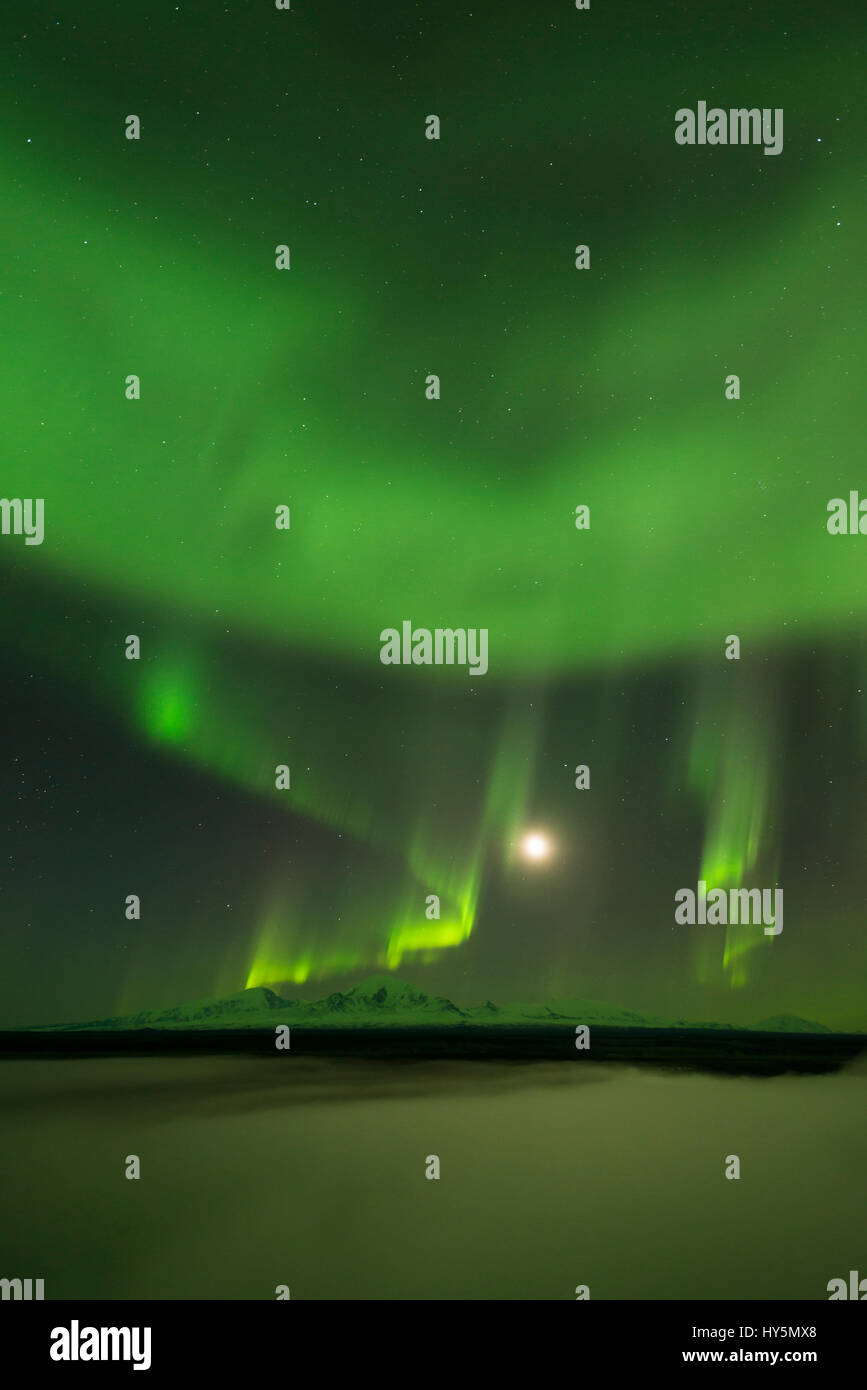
[521,832,551,862]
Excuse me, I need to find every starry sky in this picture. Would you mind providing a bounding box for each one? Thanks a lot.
[0,0,864,1029]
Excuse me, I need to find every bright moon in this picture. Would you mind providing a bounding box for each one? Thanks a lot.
[521,832,551,862]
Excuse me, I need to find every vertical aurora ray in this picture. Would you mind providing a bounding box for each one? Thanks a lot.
[243,905,314,990]
[691,670,780,988]
[381,701,541,971]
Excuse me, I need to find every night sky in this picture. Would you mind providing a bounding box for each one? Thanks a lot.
[1,1,864,1029]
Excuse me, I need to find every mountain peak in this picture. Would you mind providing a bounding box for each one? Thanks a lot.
[753,1013,831,1034]
[309,973,465,1018]
[346,974,427,1000]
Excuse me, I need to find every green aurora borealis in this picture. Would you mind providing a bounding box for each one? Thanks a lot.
[1,0,865,1029]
